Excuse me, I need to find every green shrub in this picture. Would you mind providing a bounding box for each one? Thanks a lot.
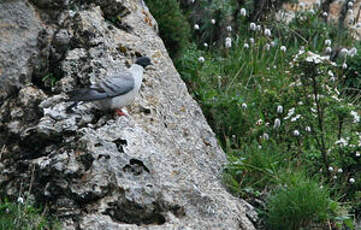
[0,197,60,230]
[265,173,343,230]
[144,0,191,59]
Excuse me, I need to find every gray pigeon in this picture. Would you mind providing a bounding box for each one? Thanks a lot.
[67,56,152,116]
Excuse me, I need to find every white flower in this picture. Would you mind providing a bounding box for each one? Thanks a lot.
[198,56,205,63]
[244,43,249,49]
[337,168,343,173]
[284,107,295,120]
[340,48,349,57]
[350,111,360,123]
[349,178,355,183]
[274,118,281,129]
[328,70,334,77]
[203,42,208,47]
[241,103,247,109]
[257,25,261,31]
[264,28,271,36]
[335,138,348,147]
[349,47,357,57]
[348,1,354,7]
[262,133,269,140]
[280,46,287,52]
[305,126,312,132]
[328,166,334,172]
[17,197,24,204]
[325,39,332,46]
[211,19,216,24]
[225,37,232,48]
[309,9,315,14]
[256,119,263,126]
[293,130,300,136]
[190,0,195,3]
[356,152,360,157]
[270,41,276,47]
[240,8,247,16]
[194,24,200,30]
[299,2,305,8]
[325,46,332,54]
[291,114,301,122]
[348,9,353,14]
[322,11,328,17]
[342,63,348,69]
[226,25,232,32]
[265,43,271,51]
[277,105,283,113]
[249,37,254,44]
[333,175,337,179]
[250,22,257,31]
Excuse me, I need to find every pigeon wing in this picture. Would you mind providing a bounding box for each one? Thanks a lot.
[68,87,108,101]
[98,72,135,98]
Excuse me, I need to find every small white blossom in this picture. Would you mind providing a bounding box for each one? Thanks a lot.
[211,19,216,24]
[17,197,24,204]
[356,152,360,157]
[190,0,195,3]
[274,118,281,129]
[240,8,247,16]
[340,48,349,57]
[348,9,353,14]
[249,37,255,44]
[225,37,232,48]
[250,22,257,31]
[203,42,208,47]
[291,114,301,122]
[257,25,261,31]
[328,166,334,172]
[256,119,263,126]
[305,126,312,132]
[349,47,357,57]
[262,133,269,140]
[348,1,354,8]
[270,41,276,47]
[342,63,348,69]
[325,46,332,54]
[322,11,328,17]
[325,39,332,46]
[244,43,249,49]
[293,130,300,136]
[280,46,287,52]
[335,138,348,147]
[277,105,283,113]
[299,2,305,9]
[349,178,355,183]
[241,103,247,109]
[284,107,295,120]
[264,28,271,36]
[194,24,200,30]
[350,111,360,123]
[198,56,205,63]
[226,25,232,32]
[328,70,334,78]
[333,175,338,179]
[309,9,315,14]
[337,168,343,173]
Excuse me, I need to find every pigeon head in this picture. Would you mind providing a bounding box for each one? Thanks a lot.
[135,56,152,68]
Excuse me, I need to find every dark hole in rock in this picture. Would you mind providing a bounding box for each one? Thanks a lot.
[94,143,102,147]
[129,158,150,173]
[139,106,151,114]
[78,153,94,171]
[104,201,166,225]
[97,154,110,160]
[18,134,63,160]
[113,138,127,153]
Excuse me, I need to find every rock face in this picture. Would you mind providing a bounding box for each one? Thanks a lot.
[0,0,256,229]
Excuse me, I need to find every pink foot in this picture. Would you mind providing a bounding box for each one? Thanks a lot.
[115,108,126,116]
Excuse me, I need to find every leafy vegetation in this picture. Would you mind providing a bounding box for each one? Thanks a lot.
[148,0,361,228]
[0,196,60,230]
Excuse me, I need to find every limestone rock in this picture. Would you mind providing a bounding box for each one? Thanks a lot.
[0,0,256,229]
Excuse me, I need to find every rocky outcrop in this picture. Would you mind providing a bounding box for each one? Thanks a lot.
[0,0,256,229]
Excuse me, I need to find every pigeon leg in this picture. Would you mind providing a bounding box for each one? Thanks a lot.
[115,108,126,116]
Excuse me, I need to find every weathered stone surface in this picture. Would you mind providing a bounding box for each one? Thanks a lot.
[0,0,256,229]
[0,0,42,100]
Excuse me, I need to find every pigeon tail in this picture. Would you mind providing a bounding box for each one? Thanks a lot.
[67,88,108,102]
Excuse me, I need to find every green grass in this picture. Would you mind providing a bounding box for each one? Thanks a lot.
[0,197,60,230]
